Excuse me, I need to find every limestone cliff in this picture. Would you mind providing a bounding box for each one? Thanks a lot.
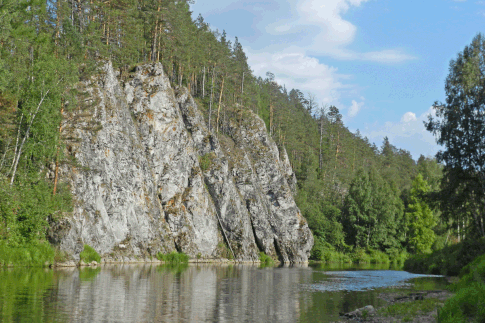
[52,62,313,263]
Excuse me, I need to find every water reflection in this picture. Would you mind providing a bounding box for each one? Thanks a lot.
[0,264,448,323]
[51,265,313,323]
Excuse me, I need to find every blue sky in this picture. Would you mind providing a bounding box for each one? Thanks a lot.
[190,0,485,160]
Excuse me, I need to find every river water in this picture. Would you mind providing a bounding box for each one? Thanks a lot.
[0,263,447,322]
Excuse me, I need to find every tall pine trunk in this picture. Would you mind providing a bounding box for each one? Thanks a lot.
[216,76,225,133]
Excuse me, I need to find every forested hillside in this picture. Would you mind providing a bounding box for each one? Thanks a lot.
[0,0,446,262]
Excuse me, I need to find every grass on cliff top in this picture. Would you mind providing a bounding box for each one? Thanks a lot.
[79,244,101,263]
[0,241,55,267]
[156,251,189,263]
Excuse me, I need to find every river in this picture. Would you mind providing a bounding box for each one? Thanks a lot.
[0,263,447,322]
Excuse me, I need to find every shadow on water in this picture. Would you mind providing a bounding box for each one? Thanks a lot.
[0,263,449,323]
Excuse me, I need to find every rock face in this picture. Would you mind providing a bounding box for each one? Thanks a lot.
[54,62,313,263]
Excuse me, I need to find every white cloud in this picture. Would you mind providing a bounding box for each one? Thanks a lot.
[363,107,440,159]
[262,0,416,63]
[296,0,366,46]
[360,50,416,63]
[401,112,417,123]
[247,49,345,106]
[348,100,364,117]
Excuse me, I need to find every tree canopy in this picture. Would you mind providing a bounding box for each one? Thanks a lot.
[426,33,485,239]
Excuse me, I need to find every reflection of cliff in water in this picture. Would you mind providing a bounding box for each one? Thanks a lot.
[53,265,313,323]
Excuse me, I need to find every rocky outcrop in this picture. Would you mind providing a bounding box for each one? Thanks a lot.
[54,62,313,263]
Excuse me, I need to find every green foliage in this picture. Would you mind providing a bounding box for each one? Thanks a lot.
[387,249,409,266]
[310,239,352,263]
[79,267,101,282]
[258,252,275,267]
[342,168,404,251]
[311,240,404,265]
[0,177,71,246]
[199,152,216,171]
[404,237,485,276]
[426,33,485,240]
[0,241,55,267]
[406,174,436,254]
[0,0,74,251]
[366,249,391,264]
[156,251,189,264]
[379,298,442,318]
[0,268,54,322]
[438,283,485,323]
[298,194,346,253]
[439,254,485,322]
[452,254,485,291]
[351,248,372,264]
[79,245,101,263]
[157,263,189,275]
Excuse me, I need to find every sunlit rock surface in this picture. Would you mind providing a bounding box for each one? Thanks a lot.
[54,62,313,262]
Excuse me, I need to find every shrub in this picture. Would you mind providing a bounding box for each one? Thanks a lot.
[259,252,274,267]
[451,253,485,291]
[367,249,390,264]
[404,237,485,276]
[79,245,101,263]
[391,250,409,266]
[439,282,485,322]
[199,152,216,171]
[438,254,485,322]
[156,251,189,263]
[351,248,371,264]
[0,241,55,267]
[310,239,352,263]
[321,249,352,263]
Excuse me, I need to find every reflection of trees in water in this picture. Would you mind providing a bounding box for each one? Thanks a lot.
[0,269,70,322]
[1,266,450,323]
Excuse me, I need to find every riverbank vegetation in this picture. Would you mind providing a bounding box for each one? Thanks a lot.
[259,252,275,267]
[0,1,484,287]
[156,251,189,264]
[79,245,102,264]
[437,254,485,322]
[0,241,55,267]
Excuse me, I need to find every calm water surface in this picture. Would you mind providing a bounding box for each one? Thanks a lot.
[0,263,447,322]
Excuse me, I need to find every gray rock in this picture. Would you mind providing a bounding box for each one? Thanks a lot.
[343,305,376,318]
[54,62,313,263]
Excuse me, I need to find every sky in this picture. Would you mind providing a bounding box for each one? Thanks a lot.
[190,0,485,160]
